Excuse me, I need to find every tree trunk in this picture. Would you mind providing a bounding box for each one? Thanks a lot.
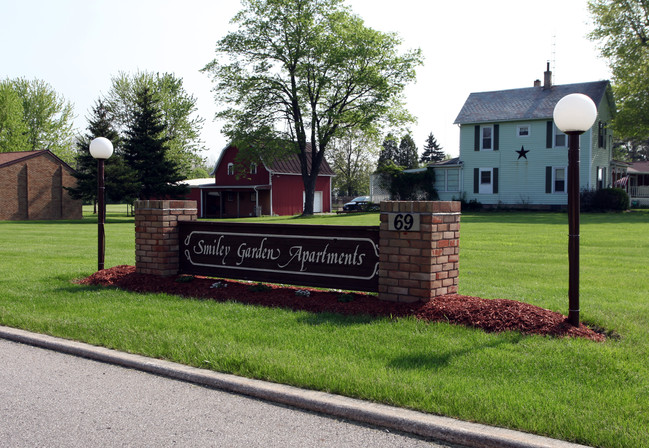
[302,174,317,216]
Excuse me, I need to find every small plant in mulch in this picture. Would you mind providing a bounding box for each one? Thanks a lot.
[337,293,355,303]
[175,275,195,283]
[295,289,311,298]
[248,282,272,292]
[210,281,228,289]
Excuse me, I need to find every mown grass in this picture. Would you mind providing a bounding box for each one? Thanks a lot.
[1,205,648,448]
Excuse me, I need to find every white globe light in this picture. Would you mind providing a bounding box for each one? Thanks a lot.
[553,93,598,133]
[89,137,114,160]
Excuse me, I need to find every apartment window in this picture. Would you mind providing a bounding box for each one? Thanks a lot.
[554,124,567,148]
[435,168,461,192]
[445,168,460,192]
[481,126,493,150]
[554,167,566,193]
[227,163,234,175]
[517,124,530,137]
[474,124,499,151]
[597,166,607,190]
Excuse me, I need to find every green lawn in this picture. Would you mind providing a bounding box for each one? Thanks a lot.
[1,206,648,448]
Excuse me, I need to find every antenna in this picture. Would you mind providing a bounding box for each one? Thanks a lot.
[551,33,557,82]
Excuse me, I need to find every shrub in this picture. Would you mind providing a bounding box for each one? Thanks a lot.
[581,188,630,212]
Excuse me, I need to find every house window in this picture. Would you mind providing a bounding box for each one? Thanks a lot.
[481,126,493,150]
[446,168,460,192]
[227,163,234,175]
[554,124,567,148]
[250,192,256,202]
[250,163,257,174]
[435,168,461,192]
[517,124,530,137]
[474,124,499,151]
[553,167,566,193]
[597,166,607,190]
[227,192,234,201]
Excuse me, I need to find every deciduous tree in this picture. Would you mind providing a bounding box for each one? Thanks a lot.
[203,0,422,215]
[0,78,75,163]
[329,130,378,197]
[589,0,649,145]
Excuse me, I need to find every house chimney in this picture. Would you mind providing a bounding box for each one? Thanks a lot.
[534,79,541,87]
[543,61,552,90]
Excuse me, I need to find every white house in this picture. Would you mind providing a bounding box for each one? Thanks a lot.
[439,66,616,208]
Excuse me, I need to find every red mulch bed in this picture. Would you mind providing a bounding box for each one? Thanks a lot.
[77,265,605,342]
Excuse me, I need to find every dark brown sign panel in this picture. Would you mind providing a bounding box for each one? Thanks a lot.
[178,222,379,292]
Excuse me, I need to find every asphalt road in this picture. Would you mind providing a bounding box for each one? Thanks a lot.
[0,339,460,448]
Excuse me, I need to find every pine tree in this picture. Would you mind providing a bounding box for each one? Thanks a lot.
[397,134,418,169]
[68,100,138,208]
[420,132,445,164]
[122,87,188,200]
[377,133,399,169]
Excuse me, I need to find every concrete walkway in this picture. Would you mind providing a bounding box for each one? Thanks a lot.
[0,326,590,448]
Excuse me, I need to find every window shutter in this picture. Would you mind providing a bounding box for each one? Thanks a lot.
[473,168,479,193]
[546,121,553,148]
[545,166,552,193]
[494,124,499,150]
[493,168,499,194]
[474,126,480,151]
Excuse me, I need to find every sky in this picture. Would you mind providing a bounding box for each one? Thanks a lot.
[1,0,611,163]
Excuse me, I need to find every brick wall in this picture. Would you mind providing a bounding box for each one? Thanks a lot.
[378,201,460,303]
[135,200,198,276]
[133,199,460,300]
[0,152,82,221]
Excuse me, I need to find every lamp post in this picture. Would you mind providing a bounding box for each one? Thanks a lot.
[89,137,114,271]
[552,94,597,326]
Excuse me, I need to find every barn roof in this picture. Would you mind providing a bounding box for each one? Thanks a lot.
[212,143,335,176]
[266,143,335,176]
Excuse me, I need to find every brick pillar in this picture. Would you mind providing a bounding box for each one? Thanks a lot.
[134,200,197,276]
[378,201,460,303]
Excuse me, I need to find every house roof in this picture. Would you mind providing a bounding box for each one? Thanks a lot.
[0,150,76,172]
[628,161,649,174]
[454,81,612,125]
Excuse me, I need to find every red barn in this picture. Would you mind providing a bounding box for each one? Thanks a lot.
[188,144,334,218]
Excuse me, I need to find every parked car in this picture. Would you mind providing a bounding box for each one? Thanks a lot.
[343,196,375,211]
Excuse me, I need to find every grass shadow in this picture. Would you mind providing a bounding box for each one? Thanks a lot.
[387,336,522,372]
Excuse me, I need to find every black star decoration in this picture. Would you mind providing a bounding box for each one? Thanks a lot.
[516,146,530,159]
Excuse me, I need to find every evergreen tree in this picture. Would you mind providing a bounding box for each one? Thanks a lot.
[420,132,445,164]
[377,134,398,169]
[122,86,188,200]
[68,100,139,209]
[397,134,418,169]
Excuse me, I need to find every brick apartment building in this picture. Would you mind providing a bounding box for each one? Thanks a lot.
[0,150,82,221]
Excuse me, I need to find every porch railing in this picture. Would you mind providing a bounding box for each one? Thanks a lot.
[629,186,649,198]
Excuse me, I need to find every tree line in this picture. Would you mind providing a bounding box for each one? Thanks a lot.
[0,72,209,205]
[4,0,646,214]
